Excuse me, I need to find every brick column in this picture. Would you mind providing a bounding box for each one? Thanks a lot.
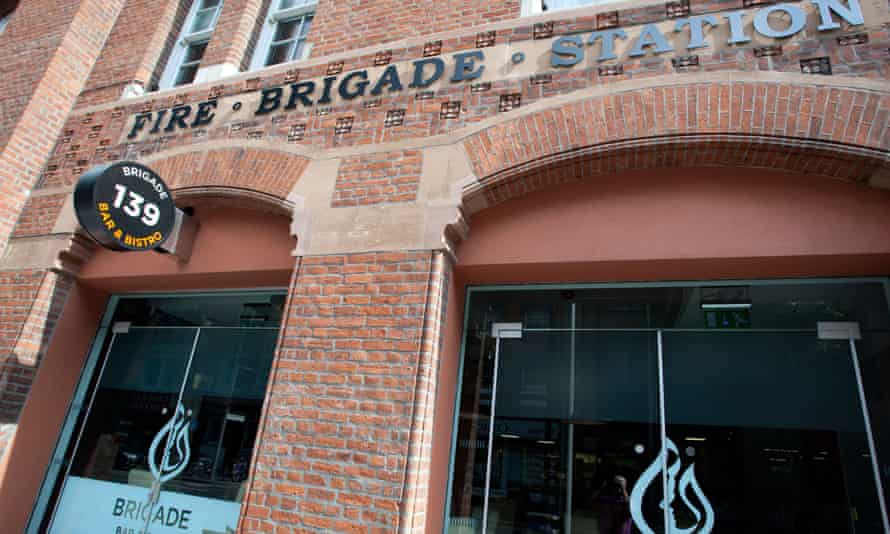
[0,0,124,256]
[197,0,267,83]
[242,250,451,533]
[76,0,190,106]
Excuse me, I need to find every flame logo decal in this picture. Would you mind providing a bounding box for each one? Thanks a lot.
[148,402,191,484]
[629,437,715,534]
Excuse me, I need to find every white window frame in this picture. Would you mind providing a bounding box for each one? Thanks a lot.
[250,0,316,71]
[159,0,224,89]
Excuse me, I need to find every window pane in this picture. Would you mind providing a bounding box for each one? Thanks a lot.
[200,0,221,8]
[175,64,199,86]
[266,42,294,66]
[663,332,885,534]
[183,40,208,63]
[292,39,306,61]
[299,14,313,36]
[190,8,217,33]
[273,18,299,41]
[165,328,278,501]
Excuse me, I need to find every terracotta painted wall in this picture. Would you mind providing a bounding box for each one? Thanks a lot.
[457,167,890,283]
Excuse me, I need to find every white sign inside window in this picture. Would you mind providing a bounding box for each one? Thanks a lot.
[49,477,241,534]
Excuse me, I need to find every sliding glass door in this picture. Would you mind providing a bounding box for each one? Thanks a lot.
[447,281,890,534]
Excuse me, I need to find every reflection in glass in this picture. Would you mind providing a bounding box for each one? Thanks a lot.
[68,329,196,485]
[448,282,890,534]
[48,293,283,534]
[663,332,885,534]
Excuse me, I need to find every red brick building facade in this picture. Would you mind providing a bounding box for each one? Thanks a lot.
[0,0,889,532]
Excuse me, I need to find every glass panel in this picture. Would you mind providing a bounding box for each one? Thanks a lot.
[175,64,199,87]
[299,15,312,36]
[859,331,890,519]
[183,41,208,64]
[190,8,217,33]
[200,0,220,8]
[266,42,294,66]
[662,332,885,534]
[449,327,496,532]
[49,328,197,533]
[164,328,278,503]
[273,19,299,41]
[488,334,570,534]
[572,332,662,534]
[112,293,285,327]
[47,293,285,534]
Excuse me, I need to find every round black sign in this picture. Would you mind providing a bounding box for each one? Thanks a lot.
[74,162,176,251]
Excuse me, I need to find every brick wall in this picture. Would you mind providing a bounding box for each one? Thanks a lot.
[0,0,123,256]
[242,250,449,533]
[149,147,311,198]
[332,150,422,207]
[0,269,73,462]
[76,0,189,107]
[201,0,267,71]
[308,0,521,57]
[11,194,66,238]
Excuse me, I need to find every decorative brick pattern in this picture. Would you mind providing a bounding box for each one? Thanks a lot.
[148,147,310,200]
[12,194,67,238]
[241,251,450,533]
[332,150,422,207]
[470,139,888,211]
[463,83,890,183]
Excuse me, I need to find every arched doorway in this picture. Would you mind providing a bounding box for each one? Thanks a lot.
[438,164,890,534]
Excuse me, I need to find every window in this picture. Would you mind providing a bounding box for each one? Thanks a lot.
[251,0,315,70]
[523,0,613,16]
[0,15,8,33]
[446,281,890,534]
[159,0,224,89]
[39,293,285,533]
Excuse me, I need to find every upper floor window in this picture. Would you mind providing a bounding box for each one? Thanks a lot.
[250,0,315,70]
[159,0,224,89]
[0,15,9,33]
[523,0,610,16]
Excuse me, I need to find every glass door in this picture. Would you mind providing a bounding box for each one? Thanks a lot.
[40,292,285,534]
[659,330,889,534]
[449,282,890,534]
[49,326,201,533]
[476,326,890,534]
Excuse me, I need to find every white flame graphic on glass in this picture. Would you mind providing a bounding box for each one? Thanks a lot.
[629,437,715,534]
[148,402,191,484]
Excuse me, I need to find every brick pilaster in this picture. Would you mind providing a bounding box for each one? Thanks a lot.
[198,0,268,82]
[76,0,190,106]
[0,0,124,255]
[241,250,451,533]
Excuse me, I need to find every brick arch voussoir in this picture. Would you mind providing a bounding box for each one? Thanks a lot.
[143,146,310,213]
[461,81,890,212]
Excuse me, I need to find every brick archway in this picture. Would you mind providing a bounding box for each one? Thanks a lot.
[460,78,890,212]
[143,145,311,214]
